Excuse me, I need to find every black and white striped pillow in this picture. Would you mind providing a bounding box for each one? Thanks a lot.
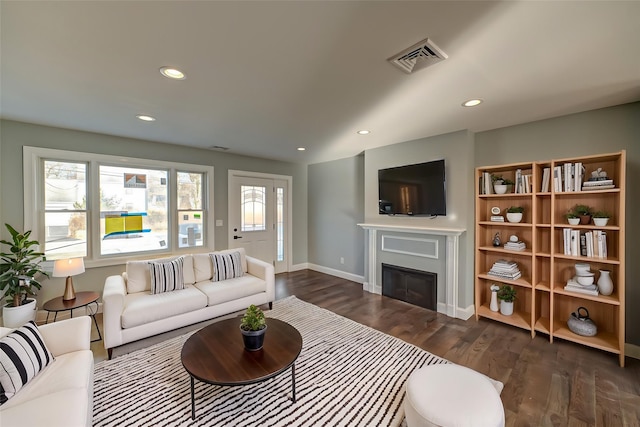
[210,251,244,282]
[0,321,54,405]
[149,256,185,294]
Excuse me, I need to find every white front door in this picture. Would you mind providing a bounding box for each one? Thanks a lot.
[228,172,290,273]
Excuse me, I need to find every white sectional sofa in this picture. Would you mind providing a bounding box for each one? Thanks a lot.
[102,248,275,357]
[0,316,94,427]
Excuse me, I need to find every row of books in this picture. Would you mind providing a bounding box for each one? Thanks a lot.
[553,162,586,192]
[562,228,608,258]
[514,169,533,194]
[487,259,521,280]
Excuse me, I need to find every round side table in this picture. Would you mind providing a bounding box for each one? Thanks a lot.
[43,291,102,342]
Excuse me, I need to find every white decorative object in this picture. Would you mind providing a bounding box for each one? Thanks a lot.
[490,284,499,312]
[2,298,37,328]
[506,212,523,223]
[597,270,613,296]
[593,217,609,227]
[500,301,514,316]
[568,217,580,225]
[509,235,518,243]
[494,184,507,194]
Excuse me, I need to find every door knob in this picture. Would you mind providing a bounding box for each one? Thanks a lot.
[233,235,242,239]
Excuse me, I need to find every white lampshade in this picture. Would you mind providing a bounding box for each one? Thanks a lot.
[52,258,85,277]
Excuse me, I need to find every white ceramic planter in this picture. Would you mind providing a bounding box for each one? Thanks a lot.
[593,217,609,226]
[568,217,580,225]
[506,212,523,223]
[494,184,508,194]
[500,301,514,316]
[2,299,37,328]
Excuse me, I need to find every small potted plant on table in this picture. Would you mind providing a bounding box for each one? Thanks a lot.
[565,210,580,225]
[573,204,592,225]
[497,285,517,316]
[240,304,267,351]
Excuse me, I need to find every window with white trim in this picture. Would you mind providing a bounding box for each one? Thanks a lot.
[24,147,214,264]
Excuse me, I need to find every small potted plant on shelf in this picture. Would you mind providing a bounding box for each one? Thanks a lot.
[592,211,610,227]
[565,210,580,225]
[573,204,592,225]
[505,206,524,223]
[0,224,49,327]
[491,175,514,194]
[497,285,517,316]
[240,304,267,351]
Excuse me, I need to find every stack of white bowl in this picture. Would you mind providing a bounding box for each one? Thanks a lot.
[574,263,595,287]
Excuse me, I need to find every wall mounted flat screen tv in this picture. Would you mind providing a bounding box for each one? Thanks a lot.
[378,159,446,216]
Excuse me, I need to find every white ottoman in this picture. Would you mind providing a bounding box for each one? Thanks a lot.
[404,364,505,427]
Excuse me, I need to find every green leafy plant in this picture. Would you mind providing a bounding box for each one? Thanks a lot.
[0,224,49,307]
[592,211,610,218]
[573,204,591,216]
[506,206,524,213]
[240,304,266,331]
[497,285,517,303]
[491,174,514,185]
[564,211,579,219]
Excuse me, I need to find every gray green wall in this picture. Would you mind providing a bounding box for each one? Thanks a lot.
[307,155,364,275]
[475,101,640,345]
[0,119,307,304]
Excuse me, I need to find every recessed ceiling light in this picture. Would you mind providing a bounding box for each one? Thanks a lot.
[159,66,186,80]
[357,130,370,135]
[297,147,306,151]
[462,99,483,107]
[136,114,156,122]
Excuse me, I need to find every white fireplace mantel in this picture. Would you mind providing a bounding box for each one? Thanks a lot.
[358,223,466,319]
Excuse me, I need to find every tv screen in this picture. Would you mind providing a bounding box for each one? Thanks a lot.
[378,159,446,216]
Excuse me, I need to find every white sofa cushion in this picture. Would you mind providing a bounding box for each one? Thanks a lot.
[0,388,90,427]
[193,248,248,282]
[0,321,55,404]
[126,255,195,293]
[121,285,208,329]
[210,251,244,281]
[194,274,266,306]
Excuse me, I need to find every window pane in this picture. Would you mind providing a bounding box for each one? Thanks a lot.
[177,172,203,210]
[241,185,266,232]
[44,161,87,259]
[99,166,168,255]
[178,211,203,248]
[44,212,87,259]
[276,187,284,261]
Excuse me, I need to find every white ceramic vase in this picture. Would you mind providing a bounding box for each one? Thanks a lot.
[490,290,499,312]
[568,217,580,225]
[2,299,37,328]
[494,184,508,194]
[500,301,514,316]
[593,217,609,226]
[597,270,613,296]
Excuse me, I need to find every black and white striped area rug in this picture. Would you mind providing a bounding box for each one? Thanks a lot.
[93,296,498,426]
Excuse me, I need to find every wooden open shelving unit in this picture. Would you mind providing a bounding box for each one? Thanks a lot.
[474,151,626,366]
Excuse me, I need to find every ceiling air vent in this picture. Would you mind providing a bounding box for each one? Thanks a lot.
[387,38,448,74]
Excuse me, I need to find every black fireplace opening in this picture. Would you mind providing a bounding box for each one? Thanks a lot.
[382,263,437,311]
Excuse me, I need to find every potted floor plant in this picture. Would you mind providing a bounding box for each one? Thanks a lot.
[497,284,517,316]
[0,224,49,327]
[240,304,267,351]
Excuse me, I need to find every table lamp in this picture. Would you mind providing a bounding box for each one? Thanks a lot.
[53,258,85,301]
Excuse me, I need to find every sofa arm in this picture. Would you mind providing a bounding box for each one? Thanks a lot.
[246,256,275,303]
[102,274,127,350]
[39,316,91,357]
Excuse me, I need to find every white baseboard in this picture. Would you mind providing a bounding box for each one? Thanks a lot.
[306,264,365,284]
[289,262,309,272]
[437,302,475,320]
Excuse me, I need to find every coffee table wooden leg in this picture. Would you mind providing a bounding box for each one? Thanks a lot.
[291,363,296,403]
[191,376,196,420]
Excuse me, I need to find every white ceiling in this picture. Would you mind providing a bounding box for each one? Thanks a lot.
[1,1,639,164]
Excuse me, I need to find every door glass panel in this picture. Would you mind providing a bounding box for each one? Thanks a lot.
[241,185,266,231]
[276,187,284,261]
[44,161,87,259]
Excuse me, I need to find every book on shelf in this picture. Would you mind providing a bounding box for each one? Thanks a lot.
[504,241,526,251]
[488,259,521,280]
[583,179,613,187]
[490,215,505,222]
[583,230,607,258]
[541,167,551,192]
[582,184,615,191]
[515,169,522,193]
[564,283,599,296]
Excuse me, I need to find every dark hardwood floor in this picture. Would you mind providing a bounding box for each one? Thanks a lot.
[277,270,640,427]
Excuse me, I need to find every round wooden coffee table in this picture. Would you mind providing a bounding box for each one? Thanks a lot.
[181,317,303,420]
